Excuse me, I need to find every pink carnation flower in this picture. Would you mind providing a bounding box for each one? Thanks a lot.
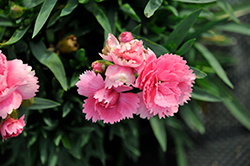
[105,65,135,88]
[119,31,133,43]
[100,33,156,74]
[0,51,39,119]
[1,115,25,141]
[136,53,195,119]
[76,70,139,124]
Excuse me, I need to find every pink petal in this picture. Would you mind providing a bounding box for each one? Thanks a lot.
[16,70,39,99]
[117,92,139,119]
[76,70,104,97]
[7,60,29,87]
[0,92,22,119]
[98,106,122,124]
[82,97,101,123]
[105,65,135,88]
[136,92,153,119]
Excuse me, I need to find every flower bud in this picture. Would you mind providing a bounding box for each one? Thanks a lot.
[1,115,26,141]
[9,3,26,19]
[118,32,133,43]
[91,60,112,74]
[56,35,79,54]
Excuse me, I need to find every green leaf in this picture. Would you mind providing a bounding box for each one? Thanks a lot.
[0,18,16,27]
[46,10,61,28]
[176,38,196,55]
[214,79,250,131]
[0,25,30,46]
[186,18,227,40]
[175,138,187,166]
[216,23,250,36]
[174,0,217,3]
[22,0,44,9]
[39,138,48,164]
[78,0,89,4]
[27,97,61,110]
[62,135,71,149]
[195,43,234,88]
[191,86,222,102]
[164,8,202,52]
[32,0,58,38]
[217,0,240,24]
[29,40,68,91]
[62,101,73,117]
[144,0,163,18]
[120,3,141,22]
[85,1,112,33]
[134,35,169,56]
[48,147,58,166]
[179,105,205,134]
[149,117,167,152]
[190,66,207,79]
[60,0,78,17]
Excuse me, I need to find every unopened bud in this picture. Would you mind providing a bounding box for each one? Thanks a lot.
[118,32,133,43]
[91,60,113,74]
[10,3,26,19]
[56,35,79,54]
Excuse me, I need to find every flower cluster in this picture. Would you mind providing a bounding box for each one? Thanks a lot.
[0,50,39,141]
[76,32,195,124]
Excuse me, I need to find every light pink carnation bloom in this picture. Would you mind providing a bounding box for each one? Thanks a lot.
[136,53,195,119]
[0,51,39,119]
[118,31,133,43]
[1,115,25,141]
[100,33,157,74]
[105,65,135,88]
[76,70,139,124]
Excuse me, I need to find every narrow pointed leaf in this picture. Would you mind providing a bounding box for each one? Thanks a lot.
[149,117,167,152]
[120,3,141,22]
[195,43,234,88]
[174,0,217,3]
[214,79,250,131]
[32,0,58,38]
[176,38,196,55]
[30,40,68,90]
[175,138,187,166]
[179,105,205,134]
[216,23,250,36]
[85,1,112,33]
[191,86,222,102]
[1,25,30,45]
[60,0,78,17]
[164,9,202,52]
[217,0,240,24]
[144,0,163,18]
[190,66,207,79]
[27,97,61,110]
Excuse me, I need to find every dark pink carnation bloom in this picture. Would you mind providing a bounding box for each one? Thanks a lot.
[1,115,25,141]
[76,71,139,124]
[136,54,195,119]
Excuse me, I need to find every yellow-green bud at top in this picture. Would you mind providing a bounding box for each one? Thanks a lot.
[9,3,26,19]
[56,35,79,54]
[21,97,34,108]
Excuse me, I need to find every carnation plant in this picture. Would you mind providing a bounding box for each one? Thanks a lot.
[0,0,250,165]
